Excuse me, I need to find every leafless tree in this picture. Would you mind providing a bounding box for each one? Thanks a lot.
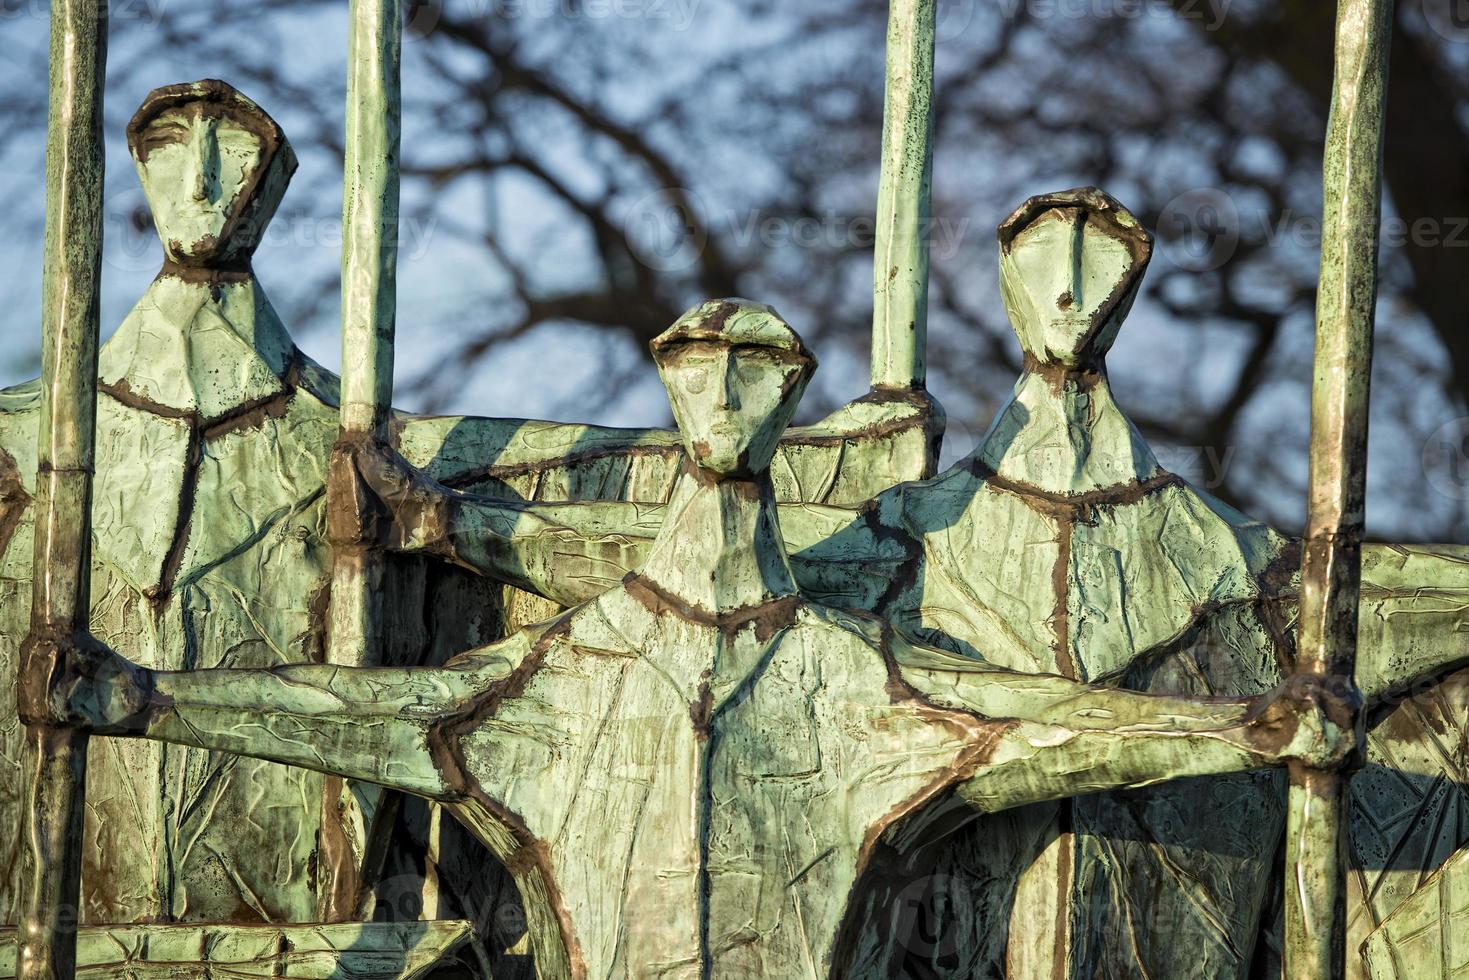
[2,0,1467,539]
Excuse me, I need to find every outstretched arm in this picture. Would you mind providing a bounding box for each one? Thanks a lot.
[51,629,540,800]
[893,639,1355,814]
[334,437,660,606]
[338,439,904,608]
[394,385,937,501]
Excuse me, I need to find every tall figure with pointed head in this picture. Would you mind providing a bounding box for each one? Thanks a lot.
[0,83,489,960]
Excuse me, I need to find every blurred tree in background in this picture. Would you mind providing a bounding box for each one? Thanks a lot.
[2,0,1469,539]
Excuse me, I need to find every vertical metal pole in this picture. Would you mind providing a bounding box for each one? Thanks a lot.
[318,0,402,922]
[1284,1,1393,976]
[16,0,107,977]
[870,0,935,390]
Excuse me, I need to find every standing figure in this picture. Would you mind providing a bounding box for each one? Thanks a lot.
[51,304,1354,979]
[339,190,1469,978]
[0,79,938,970]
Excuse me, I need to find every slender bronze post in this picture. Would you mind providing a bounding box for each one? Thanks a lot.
[1284,1,1393,976]
[318,0,403,922]
[870,0,935,390]
[16,1,107,977]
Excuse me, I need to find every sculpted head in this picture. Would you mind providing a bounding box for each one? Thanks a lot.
[127,79,297,270]
[651,299,816,479]
[997,187,1152,370]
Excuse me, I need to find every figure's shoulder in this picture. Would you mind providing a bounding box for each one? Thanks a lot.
[394,410,679,495]
[0,380,41,494]
[291,351,342,409]
[0,378,41,447]
[0,377,41,414]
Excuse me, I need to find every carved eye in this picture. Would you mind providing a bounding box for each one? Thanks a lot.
[216,128,261,157]
[141,122,188,153]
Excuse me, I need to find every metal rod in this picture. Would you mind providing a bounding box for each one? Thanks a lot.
[318,0,402,922]
[870,0,935,390]
[1284,1,1393,976]
[16,0,107,976]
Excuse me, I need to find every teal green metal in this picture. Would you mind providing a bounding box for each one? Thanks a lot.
[1,922,472,979]
[319,0,404,923]
[10,0,1467,976]
[338,0,401,440]
[54,303,1356,978]
[15,2,107,978]
[1286,1,1394,976]
[870,0,934,390]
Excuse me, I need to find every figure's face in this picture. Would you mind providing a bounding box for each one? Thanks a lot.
[659,342,807,478]
[135,105,266,264]
[1000,207,1141,366]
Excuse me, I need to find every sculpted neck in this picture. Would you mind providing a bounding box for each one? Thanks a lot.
[98,271,296,420]
[635,464,798,617]
[975,360,1160,495]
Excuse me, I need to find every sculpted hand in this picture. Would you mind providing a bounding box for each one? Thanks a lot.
[1245,674,1362,771]
[328,434,453,553]
[18,631,158,735]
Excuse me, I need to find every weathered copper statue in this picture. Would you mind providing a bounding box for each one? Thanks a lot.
[333,190,1469,979]
[8,0,1466,977]
[0,80,940,977]
[51,302,1352,978]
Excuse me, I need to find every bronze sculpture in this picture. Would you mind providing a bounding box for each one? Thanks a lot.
[46,303,1353,978]
[8,0,1467,977]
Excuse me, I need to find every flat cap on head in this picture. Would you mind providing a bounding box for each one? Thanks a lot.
[997,186,1152,263]
[651,299,817,371]
[127,78,295,173]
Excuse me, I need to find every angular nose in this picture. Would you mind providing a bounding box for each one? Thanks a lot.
[718,353,741,410]
[189,118,218,203]
[1057,207,1085,311]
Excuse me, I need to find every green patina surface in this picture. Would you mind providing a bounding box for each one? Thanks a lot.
[0,81,938,979]
[52,306,1348,979]
[8,0,1465,975]
[331,191,1469,979]
[0,921,472,979]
